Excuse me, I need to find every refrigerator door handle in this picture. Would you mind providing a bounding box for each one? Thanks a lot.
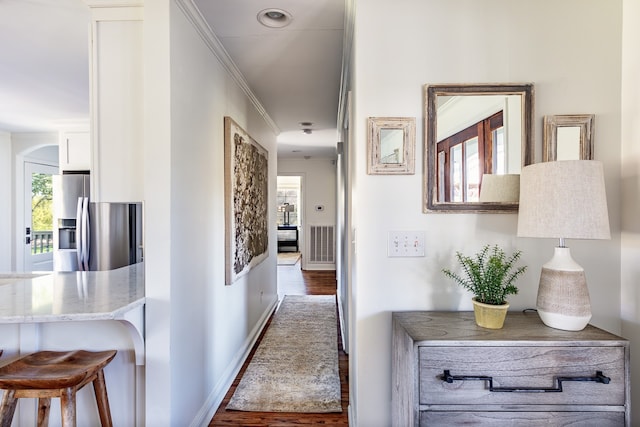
[81,197,90,271]
[75,197,83,269]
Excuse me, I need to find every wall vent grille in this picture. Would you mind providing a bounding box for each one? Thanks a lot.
[309,225,335,263]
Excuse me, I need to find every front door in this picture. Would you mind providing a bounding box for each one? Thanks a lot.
[24,162,58,271]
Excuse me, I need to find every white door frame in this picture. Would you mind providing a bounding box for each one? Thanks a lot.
[276,172,305,258]
[10,135,59,271]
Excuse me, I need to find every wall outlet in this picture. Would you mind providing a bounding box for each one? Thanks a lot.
[388,231,425,257]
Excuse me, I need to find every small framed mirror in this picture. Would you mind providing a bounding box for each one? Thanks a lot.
[424,83,534,213]
[543,114,594,161]
[367,117,416,175]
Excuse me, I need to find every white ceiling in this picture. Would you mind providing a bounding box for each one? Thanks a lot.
[0,0,91,132]
[0,0,345,158]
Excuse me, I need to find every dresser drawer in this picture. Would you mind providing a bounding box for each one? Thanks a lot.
[421,410,625,426]
[419,346,626,406]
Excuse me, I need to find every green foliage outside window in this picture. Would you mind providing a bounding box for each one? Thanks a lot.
[31,173,53,253]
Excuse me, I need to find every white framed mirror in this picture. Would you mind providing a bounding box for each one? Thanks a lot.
[367,117,416,175]
[543,114,594,161]
[424,83,534,213]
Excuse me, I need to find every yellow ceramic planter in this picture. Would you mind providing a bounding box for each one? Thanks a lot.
[472,298,509,329]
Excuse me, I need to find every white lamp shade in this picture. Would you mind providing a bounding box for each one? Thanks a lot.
[517,160,610,240]
[479,174,520,203]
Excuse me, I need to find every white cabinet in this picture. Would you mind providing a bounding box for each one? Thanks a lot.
[59,131,90,171]
[88,5,144,203]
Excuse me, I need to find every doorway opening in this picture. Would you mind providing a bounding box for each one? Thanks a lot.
[276,175,302,268]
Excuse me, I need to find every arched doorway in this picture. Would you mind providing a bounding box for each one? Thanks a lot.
[13,141,59,271]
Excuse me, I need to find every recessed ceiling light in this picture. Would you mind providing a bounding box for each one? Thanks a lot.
[266,11,285,19]
[257,8,292,28]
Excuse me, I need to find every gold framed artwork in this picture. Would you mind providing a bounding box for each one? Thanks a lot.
[224,117,269,285]
[367,117,416,175]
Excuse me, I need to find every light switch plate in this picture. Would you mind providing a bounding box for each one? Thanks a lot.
[388,231,425,257]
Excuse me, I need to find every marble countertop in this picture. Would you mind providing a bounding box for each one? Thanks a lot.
[0,263,144,323]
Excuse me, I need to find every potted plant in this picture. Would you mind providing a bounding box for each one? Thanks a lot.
[442,244,527,329]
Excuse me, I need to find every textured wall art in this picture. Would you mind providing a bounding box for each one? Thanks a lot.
[224,117,269,285]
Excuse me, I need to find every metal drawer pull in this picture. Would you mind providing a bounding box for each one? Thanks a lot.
[440,370,610,393]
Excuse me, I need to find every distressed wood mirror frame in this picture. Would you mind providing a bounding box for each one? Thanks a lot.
[424,83,534,213]
[543,114,594,162]
[367,117,416,175]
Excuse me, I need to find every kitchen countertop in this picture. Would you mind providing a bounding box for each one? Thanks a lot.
[0,263,145,364]
[0,263,144,322]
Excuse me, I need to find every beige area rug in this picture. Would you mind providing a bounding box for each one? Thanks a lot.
[277,251,301,265]
[226,295,342,413]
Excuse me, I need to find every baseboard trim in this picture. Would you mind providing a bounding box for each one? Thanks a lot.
[348,404,355,427]
[189,298,278,427]
[301,264,336,271]
[337,293,349,354]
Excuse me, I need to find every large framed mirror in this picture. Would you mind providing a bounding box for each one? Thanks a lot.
[424,83,534,213]
[543,114,594,162]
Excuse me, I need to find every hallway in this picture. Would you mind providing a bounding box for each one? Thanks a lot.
[209,261,349,426]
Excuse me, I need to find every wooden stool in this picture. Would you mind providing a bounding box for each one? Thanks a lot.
[0,350,117,427]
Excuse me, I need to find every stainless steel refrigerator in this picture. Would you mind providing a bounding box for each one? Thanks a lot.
[52,173,143,271]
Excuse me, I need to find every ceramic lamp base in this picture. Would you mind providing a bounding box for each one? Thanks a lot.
[536,247,591,331]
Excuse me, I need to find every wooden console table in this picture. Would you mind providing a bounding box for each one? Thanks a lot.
[392,311,629,426]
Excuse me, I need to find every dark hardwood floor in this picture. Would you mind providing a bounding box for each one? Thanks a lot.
[209,256,349,426]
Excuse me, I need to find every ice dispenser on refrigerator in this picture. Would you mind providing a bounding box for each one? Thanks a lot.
[52,173,90,271]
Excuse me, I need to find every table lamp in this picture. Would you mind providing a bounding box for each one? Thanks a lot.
[517,160,610,331]
[282,203,295,225]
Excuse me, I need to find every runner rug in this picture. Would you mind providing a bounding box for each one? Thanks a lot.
[226,295,342,413]
[277,252,301,266]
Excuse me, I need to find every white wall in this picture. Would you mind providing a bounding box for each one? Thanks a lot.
[351,1,623,425]
[0,132,11,271]
[143,1,279,424]
[142,1,172,423]
[621,0,640,419]
[278,157,337,270]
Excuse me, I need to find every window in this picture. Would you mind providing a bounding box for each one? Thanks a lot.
[436,111,504,202]
[31,172,53,254]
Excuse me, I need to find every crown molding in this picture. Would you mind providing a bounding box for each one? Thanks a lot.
[337,0,354,132]
[175,0,280,136]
